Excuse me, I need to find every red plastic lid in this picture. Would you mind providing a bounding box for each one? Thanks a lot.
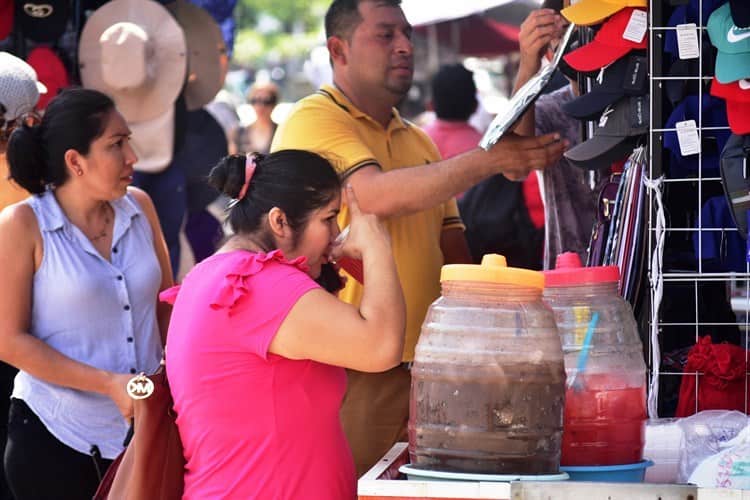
[543,252,620,287]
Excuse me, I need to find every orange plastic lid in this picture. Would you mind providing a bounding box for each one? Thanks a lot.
[440,254,544,289]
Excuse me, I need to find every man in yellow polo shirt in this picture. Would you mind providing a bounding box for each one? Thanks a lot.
[272,0,567,476]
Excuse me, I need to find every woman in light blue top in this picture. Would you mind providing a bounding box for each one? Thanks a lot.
[0,88,173,499]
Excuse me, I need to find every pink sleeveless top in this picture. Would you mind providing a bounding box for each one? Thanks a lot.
[163,250,356,499]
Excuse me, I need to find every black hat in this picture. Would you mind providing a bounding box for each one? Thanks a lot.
[562,52,647,121]
[720,133,750,238]
[730,0,750,29]
[15,0,70,43]
[564,95,649,170]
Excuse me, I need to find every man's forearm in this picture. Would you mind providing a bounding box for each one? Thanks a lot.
[350,148,498,218]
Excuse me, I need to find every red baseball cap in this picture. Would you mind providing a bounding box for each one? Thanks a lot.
[710,77,750,135]
[563,8,648,73]
[0,0,13,40]
[26,47,69,110]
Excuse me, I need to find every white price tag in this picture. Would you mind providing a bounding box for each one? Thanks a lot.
[623,9,648,44]
[677,23,700,60]
[676,120,701,156]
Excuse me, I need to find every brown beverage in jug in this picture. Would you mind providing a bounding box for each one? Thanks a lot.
[408,255,566,475]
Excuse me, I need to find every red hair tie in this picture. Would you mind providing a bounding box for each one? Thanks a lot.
[236,153,257,201]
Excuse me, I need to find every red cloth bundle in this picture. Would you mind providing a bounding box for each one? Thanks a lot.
[675,336,750,417]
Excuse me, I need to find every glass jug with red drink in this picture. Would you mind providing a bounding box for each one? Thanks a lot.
[543,253,647,466]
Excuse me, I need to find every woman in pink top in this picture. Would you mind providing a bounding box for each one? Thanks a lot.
[162,149,406,499]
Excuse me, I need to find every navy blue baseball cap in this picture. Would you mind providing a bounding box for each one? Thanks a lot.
[664,3,720,104]
[663,94,730,178]
[563,52,648,120]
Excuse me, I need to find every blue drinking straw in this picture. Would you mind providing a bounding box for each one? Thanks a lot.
[568,311,600,391]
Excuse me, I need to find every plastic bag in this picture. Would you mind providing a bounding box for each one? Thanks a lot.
[688,424,750,488]
[677,410,748,482]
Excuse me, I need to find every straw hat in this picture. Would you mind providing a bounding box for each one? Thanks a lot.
[167,0,227,111]
[78,0,187,123]
[130,106,175,173]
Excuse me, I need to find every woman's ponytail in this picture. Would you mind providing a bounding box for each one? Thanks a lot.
[7,123,48,194]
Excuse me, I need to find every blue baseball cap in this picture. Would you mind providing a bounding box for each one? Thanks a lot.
[663,94,730,178]
[693,196,746,272]
[665,2,723,59]
[562,52,648,120]
[707,2,750,83]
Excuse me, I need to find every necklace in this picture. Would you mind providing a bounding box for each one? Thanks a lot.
[88,206,112,242]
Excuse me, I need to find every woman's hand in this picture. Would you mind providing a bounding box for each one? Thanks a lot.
[332,184,390,262]
[108,373,135,422]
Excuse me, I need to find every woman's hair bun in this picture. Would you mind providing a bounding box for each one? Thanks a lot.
[6,123,48,194]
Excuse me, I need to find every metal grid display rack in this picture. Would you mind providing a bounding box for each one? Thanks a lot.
[646,0,746,419]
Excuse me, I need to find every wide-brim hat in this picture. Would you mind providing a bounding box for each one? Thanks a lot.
[26,47,69,110]
[131,107,175,173]
[78,0,187,123]
[167,0,227,111]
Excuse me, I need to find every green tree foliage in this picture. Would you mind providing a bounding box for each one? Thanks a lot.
[233,0,330,64]
[237,0,329,32]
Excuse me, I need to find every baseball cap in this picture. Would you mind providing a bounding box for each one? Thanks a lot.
[720,133,750,238]
[663,95,730,178]
[730,0,750,29]
[26,47,70,111]
[15,0,71,43]
[563,8,648,73]
[562,52,648,120]
[0,52,47,121]
[707,2,750,83]
[0,0,12,40]
[561,0,646,27]
[710,78,750,135]
[564,95,648,170]
[663,2,720,104]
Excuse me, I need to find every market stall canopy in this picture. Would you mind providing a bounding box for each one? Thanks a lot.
[415,15,520,57]
[402,0,523,26]
[403,0,538,57]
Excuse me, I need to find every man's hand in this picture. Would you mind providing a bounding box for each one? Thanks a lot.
[489,132,568,181]
[518,9,566,76]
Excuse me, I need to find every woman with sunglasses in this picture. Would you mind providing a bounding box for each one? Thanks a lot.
[0,87,172,499]
[230,81,279,155]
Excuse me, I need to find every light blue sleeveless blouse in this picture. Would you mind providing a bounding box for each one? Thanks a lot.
[12,191,163,459]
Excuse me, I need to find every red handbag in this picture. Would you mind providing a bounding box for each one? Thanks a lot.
[93,365,184,500]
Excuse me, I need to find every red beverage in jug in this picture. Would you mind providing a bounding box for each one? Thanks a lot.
[561,373,646,466]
